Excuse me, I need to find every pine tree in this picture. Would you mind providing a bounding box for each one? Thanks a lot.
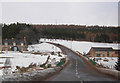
[115,56,120,71]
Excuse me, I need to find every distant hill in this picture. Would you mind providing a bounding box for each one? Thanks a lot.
[33,25,119,43]
[2,23,119,44]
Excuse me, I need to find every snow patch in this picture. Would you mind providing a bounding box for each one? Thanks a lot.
[40,38,119,54]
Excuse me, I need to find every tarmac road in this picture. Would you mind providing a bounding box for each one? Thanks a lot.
[46,45,118,82]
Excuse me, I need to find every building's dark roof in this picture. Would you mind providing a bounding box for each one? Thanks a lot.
[2,39,25,45]
[114,49,120,51]
[92,47,114,51]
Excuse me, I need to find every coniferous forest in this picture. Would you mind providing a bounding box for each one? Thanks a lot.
[2,22,120,44]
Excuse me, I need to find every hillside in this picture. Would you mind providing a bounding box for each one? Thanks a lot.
[33,25,119,43]
[2,23,119,43]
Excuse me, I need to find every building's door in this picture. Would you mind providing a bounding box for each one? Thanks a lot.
[14,47,17,51]
[97,54,100,57]
[11,46,18,51]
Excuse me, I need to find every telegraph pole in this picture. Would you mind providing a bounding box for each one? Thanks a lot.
[71,38,72,50]
[24,36,27,48]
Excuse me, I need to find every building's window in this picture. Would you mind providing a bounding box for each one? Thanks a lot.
[107,51,109,57]
[115,51,118,54]
[103,54,105,57]
[96,54,100,57]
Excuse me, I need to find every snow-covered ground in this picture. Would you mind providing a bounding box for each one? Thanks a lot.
[0,52,48,71]
[28,43,62,53]
[90,57,117,69]
[0,43,65,76]
[40,38,119,69]
[40,38,119,54]
[0,38,119,77]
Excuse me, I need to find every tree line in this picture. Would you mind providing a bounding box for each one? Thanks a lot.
[34,25,119,43]
[2,23,120,44]
[2,22,40,44]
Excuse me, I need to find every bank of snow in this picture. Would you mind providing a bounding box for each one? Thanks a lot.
[90,57,117,69]
[0,43,65,76]
[28,43,62,53]
[0,52,48,75]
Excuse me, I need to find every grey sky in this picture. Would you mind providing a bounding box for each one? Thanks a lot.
[1,2,118,26]
[118,1,120,26]
[0,3,2,23]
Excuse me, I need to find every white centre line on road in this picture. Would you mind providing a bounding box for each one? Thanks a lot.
[76,59,78,75]
[75,59,83,83]
[80,80,84,83]
[75,59,81,79]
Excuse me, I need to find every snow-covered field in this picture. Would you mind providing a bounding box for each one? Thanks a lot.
[0,43,65,76]
[40,38,119,69]
[40,38,119,54]
[28,43,62,53]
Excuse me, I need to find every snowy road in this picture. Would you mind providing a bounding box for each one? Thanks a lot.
[46,44,117,82]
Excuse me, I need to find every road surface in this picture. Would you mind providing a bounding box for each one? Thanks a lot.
[46,45,117,82]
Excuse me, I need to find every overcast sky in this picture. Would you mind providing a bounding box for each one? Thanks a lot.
[0,0,119,26]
